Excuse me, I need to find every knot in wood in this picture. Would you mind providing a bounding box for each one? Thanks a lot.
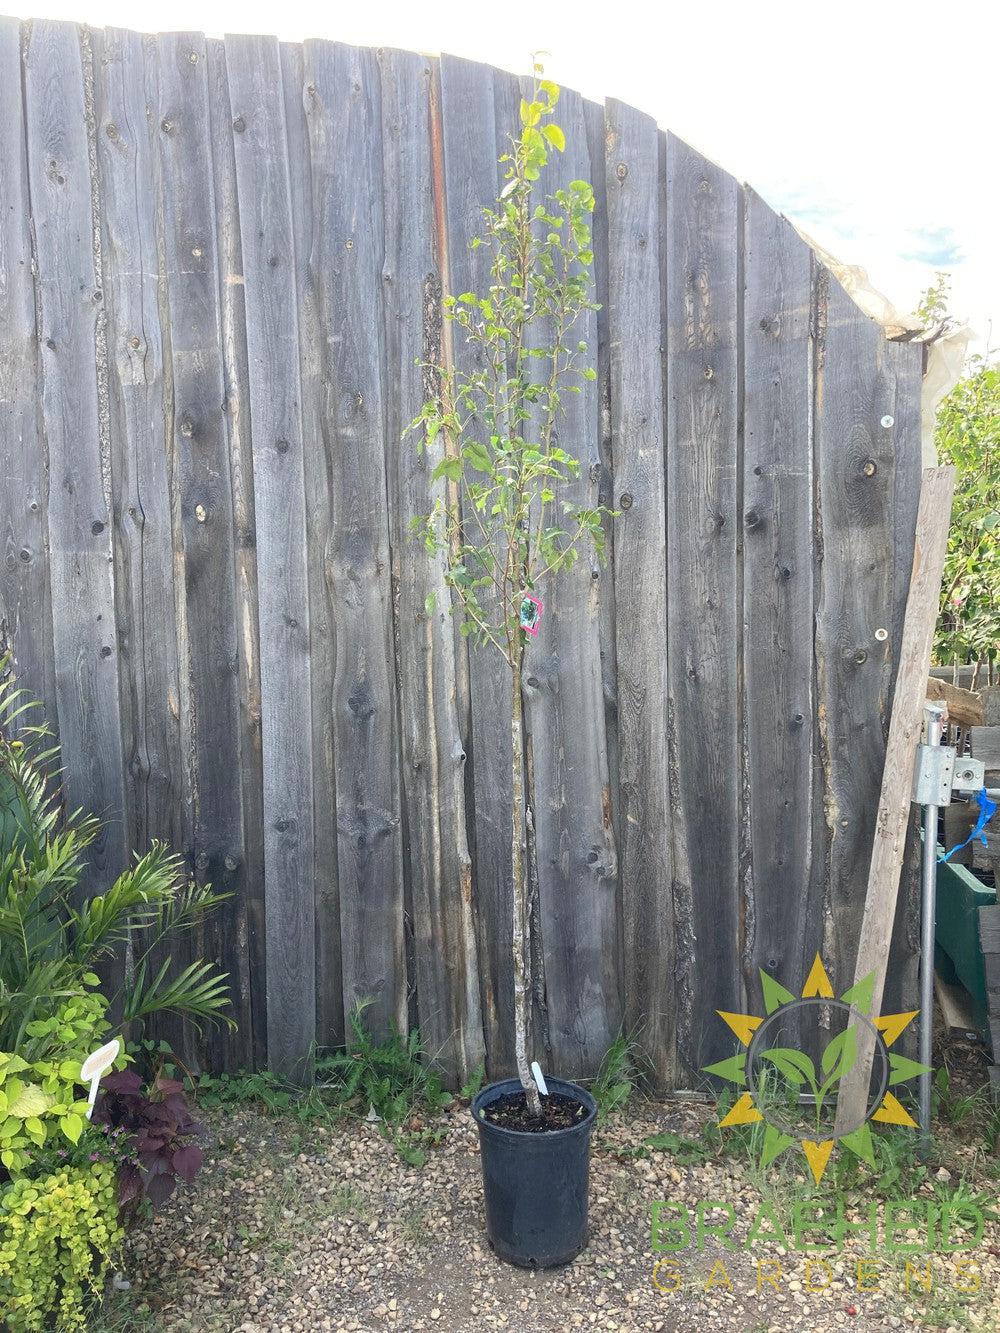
[91,520,105,535]
[619,492,633,510]
[224,855,238,871]
[854,649,867,665]
[347,681,376,721]
[744,509,761,530]
[232,114,246,133]
[160,118,174,135]
[179,415,195,438]
[276,438,290,454]
[862,458,877,477]
[615,162,628,181]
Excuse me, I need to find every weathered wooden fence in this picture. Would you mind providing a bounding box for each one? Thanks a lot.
[0,17,924,1086]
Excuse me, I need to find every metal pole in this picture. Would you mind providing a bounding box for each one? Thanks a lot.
[918,703,945,1139]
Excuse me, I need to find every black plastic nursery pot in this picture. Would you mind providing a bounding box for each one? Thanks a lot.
[471,1077,597,1269]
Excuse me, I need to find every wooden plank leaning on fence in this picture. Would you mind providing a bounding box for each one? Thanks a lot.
[834,465,955,1135]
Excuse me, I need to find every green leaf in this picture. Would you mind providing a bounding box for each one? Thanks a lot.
[7,1084,52,1119]
[60,1112,83,1145]
[424,592,437,617]
[431,457,463,484]
[462,442,492,473]
[541,123,565,152]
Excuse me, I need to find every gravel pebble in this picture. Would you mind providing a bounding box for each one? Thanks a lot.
[109,1098,1000,1333]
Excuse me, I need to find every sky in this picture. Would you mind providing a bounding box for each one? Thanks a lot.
[17,0,998,353]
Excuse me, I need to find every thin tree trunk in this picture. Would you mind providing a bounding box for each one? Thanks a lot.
[511,637,541,1115]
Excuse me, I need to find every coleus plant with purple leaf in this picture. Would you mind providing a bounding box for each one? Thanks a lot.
[93,1069,205,1212]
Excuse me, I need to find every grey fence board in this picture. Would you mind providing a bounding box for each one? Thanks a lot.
[664,135,742,1080]
[583,96,621,898]
[227,32,316,1077]
[742,190,821,1046]
[278,38,343,1053]
[522,84,622,1080]
[23,20,127,898]
[206,35,267,1071]
[95,27,184,858]
[156,31,253,1069]
[303,40,406,1038]
[605,100,675,1087]
[0,18,58,733]
[0,21,928,1086]
[814,273,903,1002]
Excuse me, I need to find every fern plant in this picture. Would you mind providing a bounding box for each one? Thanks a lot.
[0,665,233,1061]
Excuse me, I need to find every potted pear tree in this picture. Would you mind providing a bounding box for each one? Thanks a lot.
[411,68,607,1268]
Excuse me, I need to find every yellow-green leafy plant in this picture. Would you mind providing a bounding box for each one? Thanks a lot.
[0,1161,122,1331]
[0,1049,92,1174]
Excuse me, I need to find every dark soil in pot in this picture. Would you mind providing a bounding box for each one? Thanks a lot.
[472,1077,597,1269]
[480,1089,588,1132]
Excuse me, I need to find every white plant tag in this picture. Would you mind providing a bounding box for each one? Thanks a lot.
[81,1038,120,1120]
[531,1061,548,1097]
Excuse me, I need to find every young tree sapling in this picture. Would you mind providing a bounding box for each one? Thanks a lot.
[410,67,608,1116]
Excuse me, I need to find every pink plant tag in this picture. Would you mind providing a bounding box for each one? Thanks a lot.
[519,593,543,636]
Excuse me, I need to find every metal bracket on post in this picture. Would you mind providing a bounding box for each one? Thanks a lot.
[911,745,985,806]
[912,743,955,806]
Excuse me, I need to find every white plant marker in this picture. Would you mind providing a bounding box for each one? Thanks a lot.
[530,1061,548,1097]
[80,1038,120,1121]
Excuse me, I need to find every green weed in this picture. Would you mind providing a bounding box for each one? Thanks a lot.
[590,1034,646,1123]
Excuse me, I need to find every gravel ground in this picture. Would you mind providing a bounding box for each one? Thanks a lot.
[105,1088,1000,1333]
